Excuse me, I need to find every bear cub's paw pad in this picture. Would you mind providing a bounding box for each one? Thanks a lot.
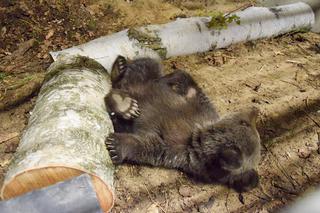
[121,97,140,120]
[113,93,140,119]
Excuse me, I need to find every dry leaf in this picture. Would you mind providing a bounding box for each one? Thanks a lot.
[45,29,55,40]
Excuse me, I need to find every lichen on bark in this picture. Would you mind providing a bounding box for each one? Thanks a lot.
[128,27,168,59]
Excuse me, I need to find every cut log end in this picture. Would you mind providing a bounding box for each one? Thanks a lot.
[1,166,114,212]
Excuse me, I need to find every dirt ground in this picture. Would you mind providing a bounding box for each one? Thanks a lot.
[1,0,320,212]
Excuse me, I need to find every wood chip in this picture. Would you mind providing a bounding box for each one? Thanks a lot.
[286,60,305,65]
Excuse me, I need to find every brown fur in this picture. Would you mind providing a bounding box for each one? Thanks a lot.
[105,56,261,192]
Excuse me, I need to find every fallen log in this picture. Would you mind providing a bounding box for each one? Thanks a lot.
[50,2,316,71]
[0,56,114,212]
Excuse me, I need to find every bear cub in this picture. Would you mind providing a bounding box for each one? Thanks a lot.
[105,56,261,192]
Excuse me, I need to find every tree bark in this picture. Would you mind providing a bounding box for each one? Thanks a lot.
[0,56,114,212]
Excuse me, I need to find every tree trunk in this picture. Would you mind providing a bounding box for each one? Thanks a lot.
[50,3,315,71]
[0,56,114,212]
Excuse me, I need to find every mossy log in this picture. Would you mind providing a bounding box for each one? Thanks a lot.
[0,56,114,212]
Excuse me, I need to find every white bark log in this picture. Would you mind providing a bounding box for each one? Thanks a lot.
[257,0,320,32]
[0,56,114,212]
[50,2,315,72]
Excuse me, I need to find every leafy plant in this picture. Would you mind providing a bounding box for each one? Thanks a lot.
[197,10,241,30]
[207,12,241,30]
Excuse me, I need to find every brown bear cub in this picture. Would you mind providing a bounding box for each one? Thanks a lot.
[105,56,261,192]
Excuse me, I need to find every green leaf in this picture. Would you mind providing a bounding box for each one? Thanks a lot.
[207,12,241,30]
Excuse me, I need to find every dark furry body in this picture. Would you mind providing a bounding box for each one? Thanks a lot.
[105,56,261,192]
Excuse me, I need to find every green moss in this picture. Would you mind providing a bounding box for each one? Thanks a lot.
[45,56,108,83]
[128,27,161,43]
[128,27,168,59]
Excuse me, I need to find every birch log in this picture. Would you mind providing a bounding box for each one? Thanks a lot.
[0,56,114,212]
[50,2,315,72]
[257,0,320,32]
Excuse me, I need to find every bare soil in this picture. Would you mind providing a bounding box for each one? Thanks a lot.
[1,0,320,212]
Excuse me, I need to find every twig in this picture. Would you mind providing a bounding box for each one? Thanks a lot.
[297,44,312,56]
[225,188,230,213]
[250,191,271,202]
[222,54,236,59]
[144,185,166,213]
[286,60,306,65]
[238,193,245,204]
[304,98,320,128]
[301,168,311,183]
[164,191,169,213]
[272,183,299,196]
[294,71,298,81]
[0,132,19,144]
[257,184,272,202]
[225,3,253,17]
[304,113,320,128]
[266,146,299,189]
[317,132,320,154]
[288,151,311,183]
[259,65,265,72]
[280,80,305,92]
